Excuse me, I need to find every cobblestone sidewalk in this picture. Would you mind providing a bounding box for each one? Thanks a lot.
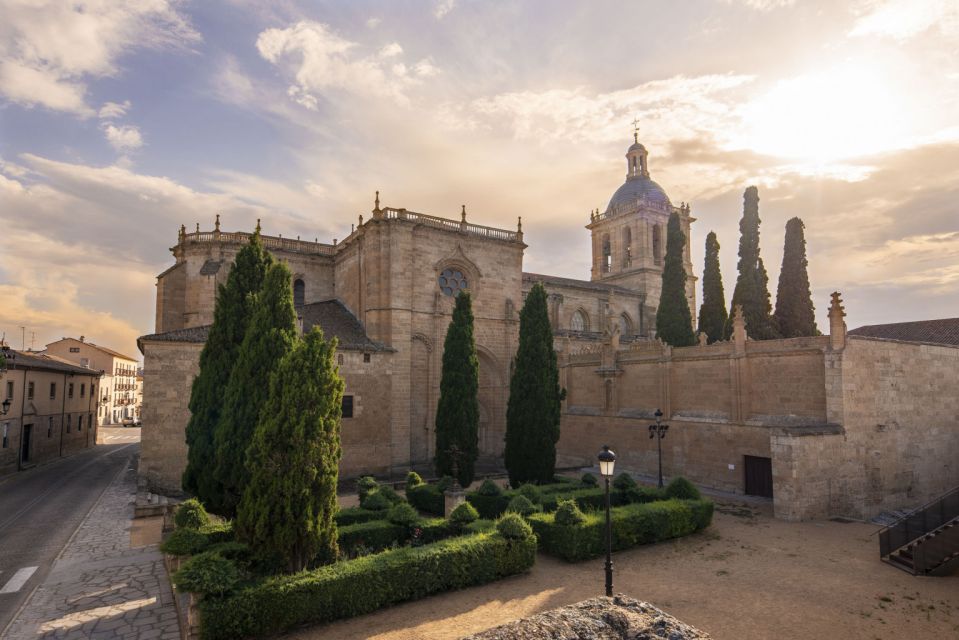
[5,457,180,640]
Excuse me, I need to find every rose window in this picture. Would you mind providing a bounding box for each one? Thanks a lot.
[438,268,468,296]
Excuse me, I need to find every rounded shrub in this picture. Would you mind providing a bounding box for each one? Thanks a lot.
[360,490,391,511]
[665,476,701,501]
[160,527,210,556]
[357,476,379,501]
[612,472,638,493]
[205,541,251,564]
[506,495,538,516]
[378,485,405,504]
[581,472,598,487]
[496,512,533,540]
[172,551,241,597]
[517,483,543,504]
[174,498,210,530]
[449,501,479,527]
[554,499,587,526]
[386,502,420,527]
[477,478,503,496]
[405,471,424,491]
[436,475,454,492]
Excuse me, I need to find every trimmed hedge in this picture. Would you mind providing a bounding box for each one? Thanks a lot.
[161,522,235,556]
[338,520,406,556]
[406,483,445,516]
[527,498,714,561]
[198,531,537,640]
[335,507,383,527]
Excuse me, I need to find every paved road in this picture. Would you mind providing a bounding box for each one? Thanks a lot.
[0,438,139,633]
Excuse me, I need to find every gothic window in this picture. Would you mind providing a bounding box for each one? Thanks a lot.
[652,224,662,265]
[619,313,633,336]
[293,279,305,308]
[602,235,611,273]
[623,227,632,268]
[571,309,589,332]
[438,268,468,296]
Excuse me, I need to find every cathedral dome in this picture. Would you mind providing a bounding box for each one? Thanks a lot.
[607,175,671,210]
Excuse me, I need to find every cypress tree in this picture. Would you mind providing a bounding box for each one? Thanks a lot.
[724,186,780,340]
[237,327,344,573]
[182,231,272,506]
[697,231,727,344]
[504,283,562,486]
[434,291,479,487]
[774,217,819,337]
[656,211,696,347]
[212,261,299,517]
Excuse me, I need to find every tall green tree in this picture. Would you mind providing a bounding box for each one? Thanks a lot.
[774,217,819,337]
[504,283,562,486]
[656,211,696,347]
[697,231,728,344]
[213,261,299,517]
[724,186,780,340]
[434,291,479,487]
[237,327,344,573]
[182,231,272,506]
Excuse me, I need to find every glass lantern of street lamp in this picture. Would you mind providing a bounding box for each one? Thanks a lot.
[1,397,11,416]
[598,445,616,477]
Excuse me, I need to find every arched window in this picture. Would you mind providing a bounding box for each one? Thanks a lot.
[293,279,305,308]
[623,227,632,268]
[571,309,589,332]
[602,235,611,273]
[438,267,469,296]
[619,313,633,336]
[652,224,662,265]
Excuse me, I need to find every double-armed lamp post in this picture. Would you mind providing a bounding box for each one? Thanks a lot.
[598,445,617,597]
[648,409,669,488]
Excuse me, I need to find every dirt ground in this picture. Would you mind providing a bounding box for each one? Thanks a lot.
[292,500,958,640]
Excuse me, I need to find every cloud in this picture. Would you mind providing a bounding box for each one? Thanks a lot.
[849,0,959,40]
[255,21,437,107]
[101,124,144,152]
[434,0,457,19]
[98,100,132,120]
[0,1,200,116]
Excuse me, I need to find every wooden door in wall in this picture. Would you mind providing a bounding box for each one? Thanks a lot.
[744,455,773,498]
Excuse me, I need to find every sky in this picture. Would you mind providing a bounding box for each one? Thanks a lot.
[1,0,957,359]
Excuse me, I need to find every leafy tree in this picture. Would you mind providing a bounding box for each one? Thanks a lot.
[236,327,344,573]
[724,186,780,340]
[434,291,479,487]
[504,283,562,486]
[774,217,819,337]
[213,261,299,517]
[183,231,272,507]
[697,231,728,343]
[656,211,696,346]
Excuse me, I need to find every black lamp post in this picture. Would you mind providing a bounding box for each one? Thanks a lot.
[598,444,616,597]
[648,409,669,488]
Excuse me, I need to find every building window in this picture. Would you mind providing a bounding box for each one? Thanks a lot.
[28,381,34,400]
[80,383,85,398]
[50,382,56,400]
[68,383,74,399]
[48,417,53,438]
[92,384,96,398]
[2,423,7,448]
[78,415,83,431]
[438,268,468,297]
[620,313,633,336]
[623,227,632,268]
[363,353,371,363]
[293,279,305,308]
[342,395,354,418]
[602,234,612,273]
[5,381,12,400]
[571,309,589,332]
[652,224,662,265]
[66,414,71,433]
[69,347,80,353]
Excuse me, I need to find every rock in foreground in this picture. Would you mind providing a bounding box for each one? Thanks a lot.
[462,594,710,640]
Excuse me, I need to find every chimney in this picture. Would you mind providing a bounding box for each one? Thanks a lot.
[80,336,85,343]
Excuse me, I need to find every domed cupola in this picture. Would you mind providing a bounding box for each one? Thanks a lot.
[605,131,671,213]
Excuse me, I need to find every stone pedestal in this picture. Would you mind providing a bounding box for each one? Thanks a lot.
[444,485,466,517]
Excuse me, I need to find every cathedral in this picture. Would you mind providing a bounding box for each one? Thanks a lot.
[139,134,959,523]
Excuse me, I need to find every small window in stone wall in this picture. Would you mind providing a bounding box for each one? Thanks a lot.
[79,415,83,431]
[363,353,371,363]
[438,268,468,296]
[342,395,354,418]
[293,279,305,308]
[28,382,34,400]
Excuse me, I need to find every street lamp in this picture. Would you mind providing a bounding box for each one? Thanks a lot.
[1,397,10,416]
[598,444,616,597]
[648,409,669,488]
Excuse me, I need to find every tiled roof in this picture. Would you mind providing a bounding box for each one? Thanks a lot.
[139,299,390,353]
[2,350,103,376]
[523,272,639,296]
[45,337,139,362]
[849,318,959,347]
